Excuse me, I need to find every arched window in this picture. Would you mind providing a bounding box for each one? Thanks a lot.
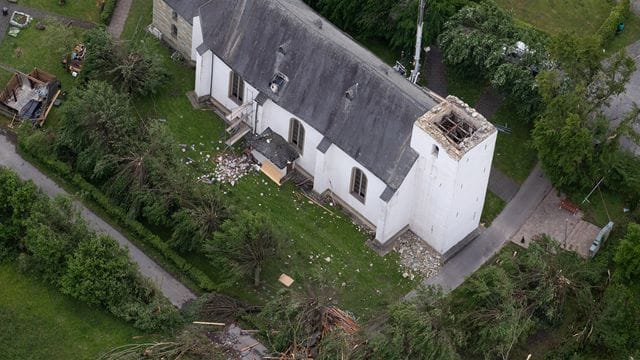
[289,118,305,154]
[228,71,244,104]
[350,168,367,203]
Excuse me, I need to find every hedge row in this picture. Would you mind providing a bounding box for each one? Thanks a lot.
[100,0,118,25]
[18,142,217,293]
[597,0,631,46]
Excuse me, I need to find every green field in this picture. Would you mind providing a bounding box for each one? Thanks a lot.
[495,0,612,35]
[0,263,145,360]
[18,0,101,23]
[496,0,640,52]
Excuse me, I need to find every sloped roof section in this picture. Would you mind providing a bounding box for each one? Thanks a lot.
[197,0,437,190]
[164,0,209,25]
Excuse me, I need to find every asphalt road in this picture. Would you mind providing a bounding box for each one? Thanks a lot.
[0,132,196,307]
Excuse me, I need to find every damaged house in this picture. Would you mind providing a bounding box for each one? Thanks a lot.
[153,0,497,259]
[0,68,60,126]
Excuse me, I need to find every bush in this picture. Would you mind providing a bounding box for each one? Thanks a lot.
[17,139,218,292]
[0,167,182,332]
[110,296,182,332]
[596,0,631,47]
[100,0,118,25]
[60,234,139,307]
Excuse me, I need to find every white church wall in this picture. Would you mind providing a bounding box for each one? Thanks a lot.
[375,164,417,243]
[191,16,203,61]
[195,50,212,97]
[439,133,496,247]
[313,144,387,228]
[210,55,258,112]
[259,101,324,176]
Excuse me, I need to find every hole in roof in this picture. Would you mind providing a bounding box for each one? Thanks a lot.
[435,113,477,145]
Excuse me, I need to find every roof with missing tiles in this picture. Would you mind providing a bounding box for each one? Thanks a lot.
[191,0,442,193]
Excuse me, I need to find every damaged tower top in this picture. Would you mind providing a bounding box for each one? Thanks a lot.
[415,95,496,160]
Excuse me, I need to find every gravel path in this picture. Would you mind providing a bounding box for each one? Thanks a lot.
[0,132,196,308]
[107,0,133,38]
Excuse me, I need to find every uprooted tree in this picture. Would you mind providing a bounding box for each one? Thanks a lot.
[204,210,280,287]
[81,27,170,97]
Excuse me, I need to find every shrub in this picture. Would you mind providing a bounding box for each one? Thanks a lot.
[596,0,631,47]
[100,0,118,25]
[110,297,182,332]
[17,140,218,292]
[60,234,139,307]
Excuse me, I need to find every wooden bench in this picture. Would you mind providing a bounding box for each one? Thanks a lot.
[560,199,579,215]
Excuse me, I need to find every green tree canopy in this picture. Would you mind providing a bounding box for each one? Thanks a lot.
[205,210,279,286]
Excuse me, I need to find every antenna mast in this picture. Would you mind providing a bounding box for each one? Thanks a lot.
[409,0,426,84]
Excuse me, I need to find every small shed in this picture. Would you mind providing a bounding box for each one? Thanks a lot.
[0,68,61,126]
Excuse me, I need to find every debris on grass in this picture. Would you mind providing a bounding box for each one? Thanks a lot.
[197,153,257,185]
[393,231,441,280]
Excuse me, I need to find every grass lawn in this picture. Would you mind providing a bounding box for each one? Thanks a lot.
[18,0,101,22]
[115,0,418,319]
[606,12,640,54]
[489,102,538,183]
[496,0,640,52]
[481,191,506,226]
[0,19,88,128]
[495,0,611,35]
[0,20,84,83]
[0,262,146,360]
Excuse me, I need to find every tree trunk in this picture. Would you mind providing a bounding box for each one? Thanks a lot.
[254,265,261,287]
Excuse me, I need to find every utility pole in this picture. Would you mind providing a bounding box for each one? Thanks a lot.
[409,0,426,84]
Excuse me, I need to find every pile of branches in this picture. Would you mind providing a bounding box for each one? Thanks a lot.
[261,288,362,360]
[98,326,234,360]
[198,293,261,324]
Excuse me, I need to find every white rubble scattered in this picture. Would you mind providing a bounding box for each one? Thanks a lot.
[393,231,442,280]
[197,153,257,185]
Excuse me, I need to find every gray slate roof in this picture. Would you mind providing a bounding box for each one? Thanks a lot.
[197,0,438,191]
[164,0,209,25]
[246,128,300,169]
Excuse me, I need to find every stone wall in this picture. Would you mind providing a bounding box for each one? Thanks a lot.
[152,0,193,58]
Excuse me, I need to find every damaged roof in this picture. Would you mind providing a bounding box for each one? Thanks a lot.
[164,0,209,25]
[246,128,300,169]
[197,0,438,191]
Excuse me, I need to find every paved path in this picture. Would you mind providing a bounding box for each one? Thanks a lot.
[424,45,448,97]
[603,39,640,155]
[107,0,133,38]
[0,132,196,307]
[488,168,519,202]
[416,163,552,292]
